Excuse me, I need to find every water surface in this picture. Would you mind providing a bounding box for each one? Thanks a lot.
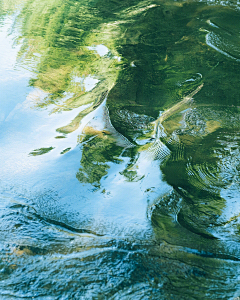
[1,0,240,299]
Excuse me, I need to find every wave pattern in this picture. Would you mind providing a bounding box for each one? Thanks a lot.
[186,161,224,193]
[146,139,171,161]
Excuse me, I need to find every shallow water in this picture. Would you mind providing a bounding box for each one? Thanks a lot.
[1,0,240,299]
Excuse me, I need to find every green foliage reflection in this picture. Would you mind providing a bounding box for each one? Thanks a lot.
[76,132,122,187]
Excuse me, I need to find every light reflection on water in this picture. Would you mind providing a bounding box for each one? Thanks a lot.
[1,0,240,299]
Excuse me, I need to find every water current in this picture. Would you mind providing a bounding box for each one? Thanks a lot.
[1,0,240,299]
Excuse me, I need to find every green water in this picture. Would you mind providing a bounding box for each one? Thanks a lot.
[1,0,240,299]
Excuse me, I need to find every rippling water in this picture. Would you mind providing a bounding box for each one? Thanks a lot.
[1,0,240,299]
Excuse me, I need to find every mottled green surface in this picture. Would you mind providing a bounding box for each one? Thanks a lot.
[1,0,240,299]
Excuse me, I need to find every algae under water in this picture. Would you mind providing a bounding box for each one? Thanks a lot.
[1,0,240,299]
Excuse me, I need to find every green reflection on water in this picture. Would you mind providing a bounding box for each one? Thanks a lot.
[29,146,55,155]
[76,133,123,187]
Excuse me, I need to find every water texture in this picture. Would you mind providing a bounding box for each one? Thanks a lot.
[1,0,240,299]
